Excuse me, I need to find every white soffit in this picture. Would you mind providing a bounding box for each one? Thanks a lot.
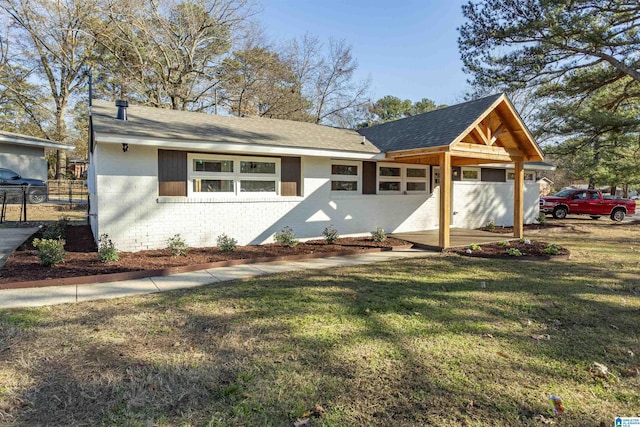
[94,132,386,160]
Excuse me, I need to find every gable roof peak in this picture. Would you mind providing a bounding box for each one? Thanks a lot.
[358,93,505,153]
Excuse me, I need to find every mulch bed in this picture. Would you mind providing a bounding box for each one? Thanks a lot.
[0,225,411,284]
[445,239,570,260]
[483,223,565,234]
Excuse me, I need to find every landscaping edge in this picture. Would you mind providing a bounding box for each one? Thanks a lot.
[0,245,414,290]
[446,252,571,262]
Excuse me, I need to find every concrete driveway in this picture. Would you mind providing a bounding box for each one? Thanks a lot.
[0,226,39,268]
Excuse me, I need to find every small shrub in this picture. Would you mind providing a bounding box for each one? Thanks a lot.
[98,234,119,262]
[481,220,496,232]
[536,213,547,224]
[497,240,511,247]
[274,226,299,247]
[370,227,386,242]
[32,238,66,266]
[468,243,482,252]
[507,248,523,257]
[543,243,560,255]
[217,233,238,253]
[322,225,339,244]
[519,238,531,244]
[43,217,69,240]
[167,234,189,256]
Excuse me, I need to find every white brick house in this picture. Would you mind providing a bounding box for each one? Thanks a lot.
[88,94,547,252]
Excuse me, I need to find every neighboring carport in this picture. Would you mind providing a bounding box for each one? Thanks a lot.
[359,93,544,249]
[0,130,73,181]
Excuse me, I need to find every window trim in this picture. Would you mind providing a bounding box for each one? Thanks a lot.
[377,163,429,194]
[330,160,362,194]
[377,163,403,194]
[506,170,535,182]
[404,166,429,194]
[461,167,481,181]
[187,153,280,197]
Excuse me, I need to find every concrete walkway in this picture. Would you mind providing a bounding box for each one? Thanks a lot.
[0,226,39,269]
[0,248,434,309]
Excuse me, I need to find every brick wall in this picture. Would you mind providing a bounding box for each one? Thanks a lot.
[93,144,536,252]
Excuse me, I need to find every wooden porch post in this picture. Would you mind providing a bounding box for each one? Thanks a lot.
[439,152,451,248]
[514,160,524,239]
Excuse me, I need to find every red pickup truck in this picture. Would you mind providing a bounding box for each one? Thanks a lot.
[540,188,636,221]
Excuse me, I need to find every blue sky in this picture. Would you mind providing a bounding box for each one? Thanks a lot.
[258,0,470,106]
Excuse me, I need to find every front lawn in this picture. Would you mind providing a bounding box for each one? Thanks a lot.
[0,220,638,425]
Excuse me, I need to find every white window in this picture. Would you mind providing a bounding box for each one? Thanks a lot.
[331,161,361,193]
[378,164,402,193]
[377,163,429,194]
[405,166,428,193]
[188,154,280,197]
[461,167,480,181]
[507,171,535,182]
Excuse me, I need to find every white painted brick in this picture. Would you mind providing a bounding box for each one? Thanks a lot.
[92,144,539,252]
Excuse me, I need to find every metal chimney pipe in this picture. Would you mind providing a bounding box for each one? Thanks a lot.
[115,100,128,120]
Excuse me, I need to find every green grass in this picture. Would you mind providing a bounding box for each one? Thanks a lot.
[0,220,638,425]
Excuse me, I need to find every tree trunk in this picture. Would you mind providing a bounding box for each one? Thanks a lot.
[54,102,68,179]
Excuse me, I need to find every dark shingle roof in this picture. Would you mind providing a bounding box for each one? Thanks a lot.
[91,100,380,154]
[358,94,503,152]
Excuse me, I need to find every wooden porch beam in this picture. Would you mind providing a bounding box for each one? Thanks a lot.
[474,123,490,145]
[451,157,511,166]
[385,156,439,165]
[492,107,525,152]
[439,152,451,249]
[465,128,488,146]
[486,116,491,142]
[451,151,520,162]
[451,143,523,163]
[489,124,505,146]
[453,142,521,157]
[385,145,449,159]
[513,160,524,239]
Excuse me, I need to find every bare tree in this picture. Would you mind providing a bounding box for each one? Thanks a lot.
[97,0,255,111]
[1,0,99,177]
[311,39,370,125]
[283,36,370,126]
[218,31,312,121]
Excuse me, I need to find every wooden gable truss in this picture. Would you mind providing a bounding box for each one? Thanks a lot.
[383,94,543,249]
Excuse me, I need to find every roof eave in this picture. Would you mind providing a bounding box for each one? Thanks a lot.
[94,132,384,160]
[0,133,73,150]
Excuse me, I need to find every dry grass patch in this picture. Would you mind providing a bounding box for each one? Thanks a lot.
[0,219,638,425]
[0,203,87,223]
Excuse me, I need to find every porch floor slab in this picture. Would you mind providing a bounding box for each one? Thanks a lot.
[391,228,510,250]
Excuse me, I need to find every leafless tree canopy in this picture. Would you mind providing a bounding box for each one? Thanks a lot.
[0,0,376,170]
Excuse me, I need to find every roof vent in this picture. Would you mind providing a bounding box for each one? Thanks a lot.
[115,100,128,120]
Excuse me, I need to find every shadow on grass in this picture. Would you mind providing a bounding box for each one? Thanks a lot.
[2,247,639,425]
